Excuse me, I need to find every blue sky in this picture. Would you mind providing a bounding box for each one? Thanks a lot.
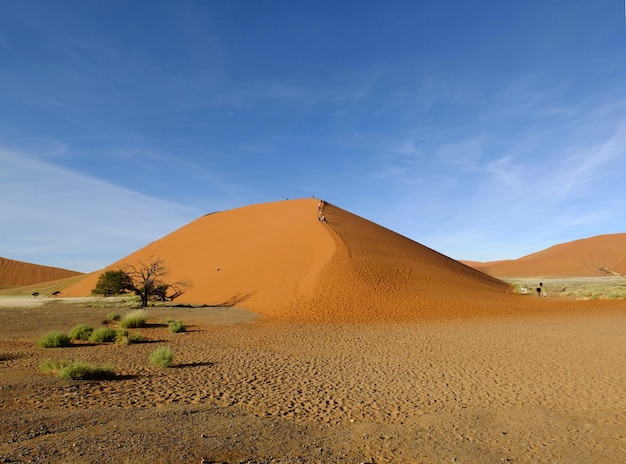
[1,1,626,272]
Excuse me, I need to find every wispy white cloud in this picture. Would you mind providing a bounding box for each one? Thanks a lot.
[481,155,528,194]
[359,110,626,262]
[392,138,422,156]
[551,203,626,231]
[436,137,487,172]
[550,122,626,201]
[0,149,200,272]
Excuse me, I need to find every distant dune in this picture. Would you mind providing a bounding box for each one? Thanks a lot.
[0,257,83,288]
[465,233,626,277]
[62,199,514,322]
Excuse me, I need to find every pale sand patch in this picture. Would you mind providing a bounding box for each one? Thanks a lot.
[0,296,49,308]
[0,304,624,463]
[0,296,112,308]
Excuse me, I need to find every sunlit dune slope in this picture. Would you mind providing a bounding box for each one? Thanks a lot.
[466,233,626,277]
[64,199,514,321]
[0,257,83,288]
[63,199,336,314]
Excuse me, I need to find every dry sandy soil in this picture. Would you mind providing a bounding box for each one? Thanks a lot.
[1,298,625,464]
[2,200,625,462]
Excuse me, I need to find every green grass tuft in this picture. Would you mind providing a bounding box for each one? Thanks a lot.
[128,332,144,343]
[115,329,129,345]
[57,361,116,380]
[39,359,70,373]
[106,312,121,322]
[120,310,147,328]
[115,329,145,345]
[37,331,72,348]
[68,324,94,341]
[149,346,174,368]
[168,320,185,333]
[89,327,118,343]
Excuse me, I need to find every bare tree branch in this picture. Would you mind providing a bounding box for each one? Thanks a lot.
[122,257,192,306]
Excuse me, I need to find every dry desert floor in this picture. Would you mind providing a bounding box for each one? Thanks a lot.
[1,298,625,463]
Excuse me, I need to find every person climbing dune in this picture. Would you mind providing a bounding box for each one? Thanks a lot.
[318,199,326,222]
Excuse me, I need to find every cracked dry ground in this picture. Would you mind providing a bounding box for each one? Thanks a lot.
[1,302,625,463]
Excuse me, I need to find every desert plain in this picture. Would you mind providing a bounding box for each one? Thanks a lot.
[1,199,625,463]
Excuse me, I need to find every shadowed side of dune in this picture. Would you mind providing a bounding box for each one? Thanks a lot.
[0,257,83,288]
[285,203,514,322]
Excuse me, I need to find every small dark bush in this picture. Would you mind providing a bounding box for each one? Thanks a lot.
[92,269,133,297]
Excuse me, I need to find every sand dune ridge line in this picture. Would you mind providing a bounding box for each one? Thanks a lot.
[61,198,514,321]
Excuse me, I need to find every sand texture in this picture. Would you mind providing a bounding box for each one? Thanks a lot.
[0,301,624,463]
[0,257,83,288]
[466,232,626,277]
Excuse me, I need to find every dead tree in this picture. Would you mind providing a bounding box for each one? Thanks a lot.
[124,257,192,307]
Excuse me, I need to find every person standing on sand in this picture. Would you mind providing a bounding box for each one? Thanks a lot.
[536,282,546,297]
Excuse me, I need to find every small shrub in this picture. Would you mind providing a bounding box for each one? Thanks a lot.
[39,359,70,374]
[115,329,144,345]
[168,320,185,333]
[92,269,133,297]
[120,310,147,328]
[68,324,94,341]
[58,361,116,380]
[106,312,121,322]
[37,331,72,348]
[149,346,174,368]
[115,329,129,345]
[128,332,144,343]
[89,327,118,343]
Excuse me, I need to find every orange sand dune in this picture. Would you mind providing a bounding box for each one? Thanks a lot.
[63,199,514,321]
[0,257,83,288]
[466,233,626,277]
